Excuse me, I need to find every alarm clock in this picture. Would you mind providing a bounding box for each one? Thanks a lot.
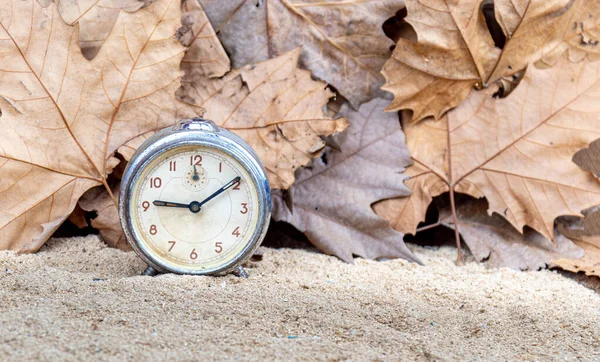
[119,118,271,276]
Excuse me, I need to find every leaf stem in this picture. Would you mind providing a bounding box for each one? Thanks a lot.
[416,221,441,233]
[449,187,464,265]
[446,114,463,265]
[102,179,118,208]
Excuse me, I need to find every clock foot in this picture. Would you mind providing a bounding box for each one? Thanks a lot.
[142,266,159,276]
[234,265,249,278]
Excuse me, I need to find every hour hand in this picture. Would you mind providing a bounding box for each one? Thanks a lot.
[152,200,190,208]
[153,200,203,214]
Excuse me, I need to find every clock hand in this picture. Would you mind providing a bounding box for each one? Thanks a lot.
[196,176,241,208]
[153,200,203,213]
[152,200,190,208]
[192,164,200,181]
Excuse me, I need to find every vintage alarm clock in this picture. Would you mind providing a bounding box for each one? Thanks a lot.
[119,118,271,276]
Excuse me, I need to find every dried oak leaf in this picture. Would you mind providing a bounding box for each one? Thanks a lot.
[38,0,151,60]
[553,206,600,277]
[437,196,583,270]
[197,0,404,108]
[374,56,600,247]
[272,98,421,263]
[573,138,600,178]
[383,0,600,122]
[0,0,201,252]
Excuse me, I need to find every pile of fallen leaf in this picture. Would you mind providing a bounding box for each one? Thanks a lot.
[1,0,599,277]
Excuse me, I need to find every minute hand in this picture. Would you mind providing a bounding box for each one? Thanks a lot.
[197,176,241,208]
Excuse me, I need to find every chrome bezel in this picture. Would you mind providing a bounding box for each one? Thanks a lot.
[119,118,271,275]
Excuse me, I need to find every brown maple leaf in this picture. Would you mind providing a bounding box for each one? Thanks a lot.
[197,0,404,108]
[383,0,600,122]
[272,98,420,263]
[374,55,600,261]
[0,0,201,252]
[436,196,583,270]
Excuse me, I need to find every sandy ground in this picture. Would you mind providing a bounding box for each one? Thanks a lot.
[1,236,599,361]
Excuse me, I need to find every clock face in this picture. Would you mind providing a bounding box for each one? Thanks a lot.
[129,145,260,272]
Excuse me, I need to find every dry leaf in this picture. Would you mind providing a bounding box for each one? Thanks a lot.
[552,237,600,277]
[437,196,583,270]
[78,185,129,250]
[573,138,600,178]
[177,0,230,80]
[272,98,420,263]
[117,132,156,162]
[0,0,200,252]
[538,4,600,67]
[198,0,404,108]
[383,0,600,122]
[67,203,89,229]
[176,47,349,189]
[52,0,150,60]
[553,206,600,277]
[375,56,600,252]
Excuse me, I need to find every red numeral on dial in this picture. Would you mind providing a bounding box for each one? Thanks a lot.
[168,241,176,252]
[232,227,240,237]
[149,224,157,235]
[190,155,202,166]
[142,201,150,211]
[169,160,177,172]
[190,249,198,260]
[240,203,248,214]
[215,242,223,253]
[233,180,241,190]
[150,177,162,188]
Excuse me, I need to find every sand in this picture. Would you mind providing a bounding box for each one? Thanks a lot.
[1,236,599,361]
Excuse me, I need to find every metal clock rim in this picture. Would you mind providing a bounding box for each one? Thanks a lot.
[119,120,271,276]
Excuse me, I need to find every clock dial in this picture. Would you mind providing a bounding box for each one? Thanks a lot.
[130,145,260,272]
